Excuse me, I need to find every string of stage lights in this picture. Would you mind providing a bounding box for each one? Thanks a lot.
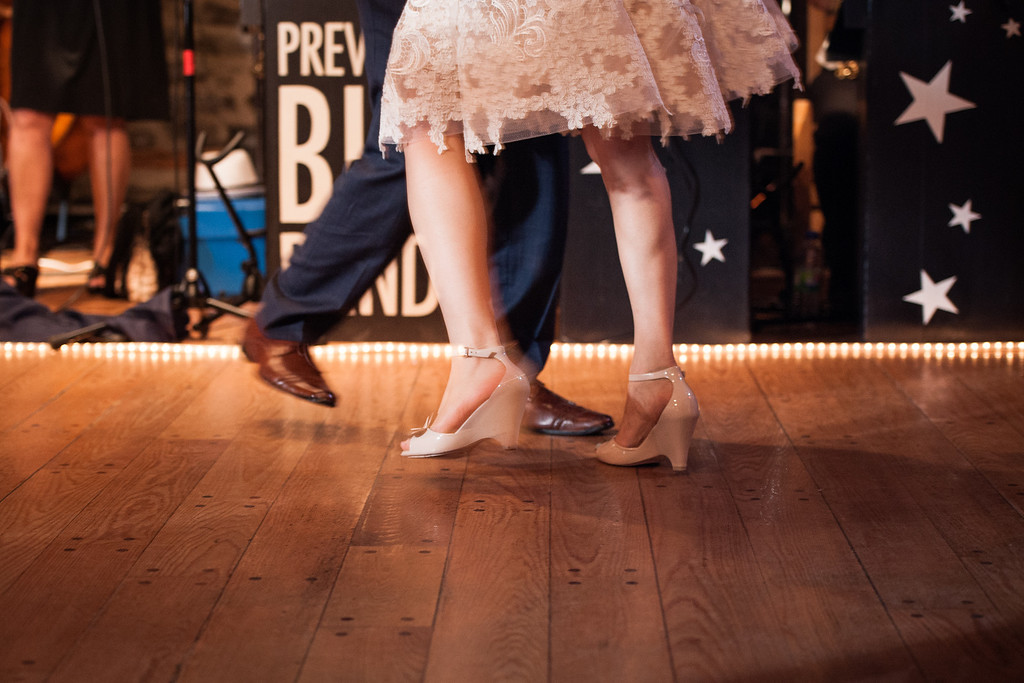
[4,341,1024,363]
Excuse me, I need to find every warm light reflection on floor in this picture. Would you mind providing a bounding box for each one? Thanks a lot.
[3,340,1024,363]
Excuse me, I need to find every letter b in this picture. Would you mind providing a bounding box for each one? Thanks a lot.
[278,85,333,224]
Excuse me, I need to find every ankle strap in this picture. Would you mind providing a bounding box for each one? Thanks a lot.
[628,366,684,382]
[2,264,39,278]
[455,345,506,359]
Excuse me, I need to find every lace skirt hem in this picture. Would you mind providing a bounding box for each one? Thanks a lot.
[380,0,801,156]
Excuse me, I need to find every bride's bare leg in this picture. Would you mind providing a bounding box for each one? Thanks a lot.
[401,138,506,445]
[581,128,678,448]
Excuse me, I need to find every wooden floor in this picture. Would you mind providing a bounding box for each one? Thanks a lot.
[2,303,1024,681]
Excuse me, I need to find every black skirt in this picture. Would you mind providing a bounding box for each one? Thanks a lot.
[10,0,170,121]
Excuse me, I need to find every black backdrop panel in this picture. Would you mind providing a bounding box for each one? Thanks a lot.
[263,0,752,344]
[558,109,752,345]
[263,0,365,274]
[862,0,1024,340]
[262,0,446,341]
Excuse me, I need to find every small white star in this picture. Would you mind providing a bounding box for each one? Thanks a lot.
[948,199,981,234]
[949,2,972,23]
[693,230,728,266]
[1002,18,1021,38]
[895,61,976,143]
[903,270,959,325]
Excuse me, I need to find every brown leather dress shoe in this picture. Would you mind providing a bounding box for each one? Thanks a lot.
[241,319,336,406]
[523,380,613,436]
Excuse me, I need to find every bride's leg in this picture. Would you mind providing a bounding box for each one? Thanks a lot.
[580,128,678,447]
[402,137,506,440]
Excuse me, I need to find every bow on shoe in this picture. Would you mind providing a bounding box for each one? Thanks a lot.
[408,414,437,438]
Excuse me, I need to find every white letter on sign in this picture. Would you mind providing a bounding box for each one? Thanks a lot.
[277,22,299,76]
[343,23,366,77]
[344,84,364,166]
[299,22,324,76]
[324,22,346,77]
[278,85,333,224]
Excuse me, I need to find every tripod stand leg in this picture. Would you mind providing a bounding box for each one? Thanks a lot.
[205,297,254,318]
[184,296,253,338]
[47,321,116,348]
[175,0,257,340]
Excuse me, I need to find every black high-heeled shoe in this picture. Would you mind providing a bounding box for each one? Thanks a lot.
[87,264,109,294]
[1,264,40,298]
[87,263,123,298]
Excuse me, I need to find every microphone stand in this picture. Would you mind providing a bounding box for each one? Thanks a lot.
[48,0,264,348]
[174,0,261,337]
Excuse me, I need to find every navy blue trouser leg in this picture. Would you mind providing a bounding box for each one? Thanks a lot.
[486,136,569,372]
[257,0,409,344]
[257,0,568,368]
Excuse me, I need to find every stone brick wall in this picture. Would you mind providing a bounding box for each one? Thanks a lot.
[127,0,262,200]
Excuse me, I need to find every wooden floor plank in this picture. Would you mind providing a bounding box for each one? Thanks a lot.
[0,349,89,434]
[174,363,400,682]
[298,356,457,682]
[622,355,808,680]
[299,544,445,683]
[0,356,229,593]
[807,358,1024,597]
[1,342,1022,681]
[751,355,1024,675]
[682,356,921,680]
[348,355,462,547]
[46,578,232,683]
[0,355,133,494]
[874,356,1024,633]
[0,345,48,390]
[946,357,1024,429]
[891,607,1024,681]
[30,375,334,682]
[422,445,551,682]
[544,353,675,682]
[59,433,348,683]
[878,356,1024,515]
[126,391,327,579]
[0,438,224,681]
[640,437,805,682]
[750,358,988,605]
[549,463,675,681]
[155,354,274,441]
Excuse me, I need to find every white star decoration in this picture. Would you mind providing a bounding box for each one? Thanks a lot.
[894,61,976,143]
[1003,18,1022,38]
[948,199,981,233]
[949,2,972,23]
[903,270,959,324]
[693,230,728,266]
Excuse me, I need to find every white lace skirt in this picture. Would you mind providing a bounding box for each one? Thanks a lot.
[379,0,801,155]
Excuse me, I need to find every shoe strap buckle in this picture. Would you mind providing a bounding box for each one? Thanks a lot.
[456,345,504,359]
